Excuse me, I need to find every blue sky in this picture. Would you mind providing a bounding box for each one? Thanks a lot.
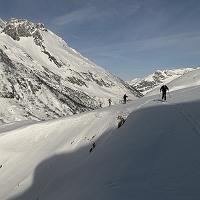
[0,0,200,80]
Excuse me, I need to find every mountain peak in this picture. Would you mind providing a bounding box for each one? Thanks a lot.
[7,18,46,29]
[3,18,47,41]
[0,17,141,123]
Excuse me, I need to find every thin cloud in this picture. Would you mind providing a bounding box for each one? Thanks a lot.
[81,31,200,58]
[53,6,108,26]
[134,32,200,52]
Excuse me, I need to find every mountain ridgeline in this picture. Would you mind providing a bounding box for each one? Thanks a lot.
[0,18,142,123]
[128,68,199,95]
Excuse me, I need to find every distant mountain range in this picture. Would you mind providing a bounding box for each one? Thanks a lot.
[128,67,200,95]
[0,18,142,124]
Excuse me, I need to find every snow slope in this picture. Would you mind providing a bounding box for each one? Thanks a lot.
[0,18,141,123]
[1,85,200,199]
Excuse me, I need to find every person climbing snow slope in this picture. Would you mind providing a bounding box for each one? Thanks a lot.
[160,84,169,101]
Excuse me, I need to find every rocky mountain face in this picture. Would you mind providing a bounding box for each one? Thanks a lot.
[0,18,142,124]
[128,68,197,94]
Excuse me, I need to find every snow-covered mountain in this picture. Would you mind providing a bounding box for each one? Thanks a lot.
[127,77,141,86]
[0,18,142,124]
[147,67,200,96]
[128,68,197,94]
[0,19,5,30]
[1,85,200,200]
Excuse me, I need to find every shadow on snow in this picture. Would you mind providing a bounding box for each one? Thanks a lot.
[9,100,200,200]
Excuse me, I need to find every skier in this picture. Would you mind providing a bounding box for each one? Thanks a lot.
[108,98,112,106]
[99,102,102,108]
[160,84,169,101]
[123,94,128,104]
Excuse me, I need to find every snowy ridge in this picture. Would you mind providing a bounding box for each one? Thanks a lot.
[1,85,200,199]
[147,67,200,96]
[129,67,197,94]
[0,18,142,124]
[127,77,141,85]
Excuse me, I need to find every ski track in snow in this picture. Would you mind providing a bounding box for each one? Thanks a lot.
[172,105,200,136]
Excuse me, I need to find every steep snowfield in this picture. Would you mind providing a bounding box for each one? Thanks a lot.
[1,85,200,200]
[0,18,141,123]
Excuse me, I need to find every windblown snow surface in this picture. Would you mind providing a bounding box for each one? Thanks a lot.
[1,85,200,200]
